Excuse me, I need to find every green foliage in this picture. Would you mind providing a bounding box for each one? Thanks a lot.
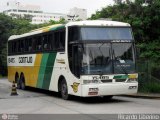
[12,18,34,35]
[90,0,160,61]
[49,18,66,25]
[137,58,160,93]
[139,82,160,93]
[0,13,65,76]
[0,14,14,75]
[137,41,160,60]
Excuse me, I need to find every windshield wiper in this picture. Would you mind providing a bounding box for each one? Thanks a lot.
[112,50,128,74]
[98,43,104,57]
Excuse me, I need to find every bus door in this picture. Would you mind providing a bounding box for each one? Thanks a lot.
[72,45,82,78]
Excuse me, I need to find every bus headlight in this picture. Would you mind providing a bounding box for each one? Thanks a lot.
[83,80,100,84]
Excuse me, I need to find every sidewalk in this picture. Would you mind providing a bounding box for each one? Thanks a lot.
[124,93,160,99]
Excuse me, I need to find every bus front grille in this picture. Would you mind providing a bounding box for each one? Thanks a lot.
[101,80,112,83]
[115,79,126,82]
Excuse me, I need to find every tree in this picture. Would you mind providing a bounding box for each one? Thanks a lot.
[49,18,66,25]
[0,14,14,75]
[0,14,40,76]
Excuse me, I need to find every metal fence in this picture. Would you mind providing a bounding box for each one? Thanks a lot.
[136,59,160,93]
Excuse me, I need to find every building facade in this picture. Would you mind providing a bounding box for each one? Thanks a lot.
[3,1,66,24]
[3,1,87,24]
[66,7,87,21]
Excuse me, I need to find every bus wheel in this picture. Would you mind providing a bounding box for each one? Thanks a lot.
[15,74,20,89]
[60,79,69,100]
[19,74,26,90]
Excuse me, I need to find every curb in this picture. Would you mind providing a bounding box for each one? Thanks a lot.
[122,94,160,99]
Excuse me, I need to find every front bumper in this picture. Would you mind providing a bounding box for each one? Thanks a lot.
[81,82,138,97]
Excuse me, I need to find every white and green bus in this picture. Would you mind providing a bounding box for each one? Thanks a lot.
[8,20,138,99]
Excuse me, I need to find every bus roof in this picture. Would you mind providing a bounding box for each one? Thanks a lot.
[8,24,65,41]
[66,20,131,27]
[8,20,131,41]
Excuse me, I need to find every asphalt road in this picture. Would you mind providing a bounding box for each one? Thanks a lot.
[0,78,160,120]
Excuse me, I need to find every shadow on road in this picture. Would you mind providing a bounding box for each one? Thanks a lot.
[70,96,130,104]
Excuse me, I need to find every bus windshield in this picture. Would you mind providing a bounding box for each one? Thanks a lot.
[80,27,133,40]
[81,43,135,75]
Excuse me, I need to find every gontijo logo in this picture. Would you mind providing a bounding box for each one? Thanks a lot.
[71,82,80,93]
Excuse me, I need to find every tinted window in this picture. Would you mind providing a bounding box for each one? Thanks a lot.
[81,27,133,40]
[25,38,32,52]
[54,30,65,50]
[43,34,52,50]
[68,27,79,42]
[33,36,42,51]
[12,41,17,53]
[8,29,66,55]
[17,39,24,53]
[60,31,65,49]
[8,42,12,54]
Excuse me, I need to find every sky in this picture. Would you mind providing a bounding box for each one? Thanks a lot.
[0,0,114,17]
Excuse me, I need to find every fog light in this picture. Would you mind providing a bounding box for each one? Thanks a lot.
[127,78,137,83]
[129,86,137,89]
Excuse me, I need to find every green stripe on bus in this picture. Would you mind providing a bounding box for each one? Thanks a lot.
[113,75,128,79]
[37,53,49,88]
[49,25,65,31]
[42,53,57,90]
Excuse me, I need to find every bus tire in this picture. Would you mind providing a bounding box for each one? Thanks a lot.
[15,73,20,89]
[19,74,26,90]
[60,79,69,100]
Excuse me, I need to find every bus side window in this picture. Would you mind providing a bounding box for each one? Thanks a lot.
[17,39,24,53]
[17,40,20,53]
[25,38,32,52]
[54,32,60,50]
[9,41,14,55]
[52,33,56,51]
[48,34,53,50]
[33,36,42,52]
[68,27,79,42]
[12,41,17,53]
[43,35,52,50]
[28,38,32,52]
[8,42,12,55]
[36,37,42,51]
[59,31,65,50]
[54,30,65,51]
[20,40,24,52]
